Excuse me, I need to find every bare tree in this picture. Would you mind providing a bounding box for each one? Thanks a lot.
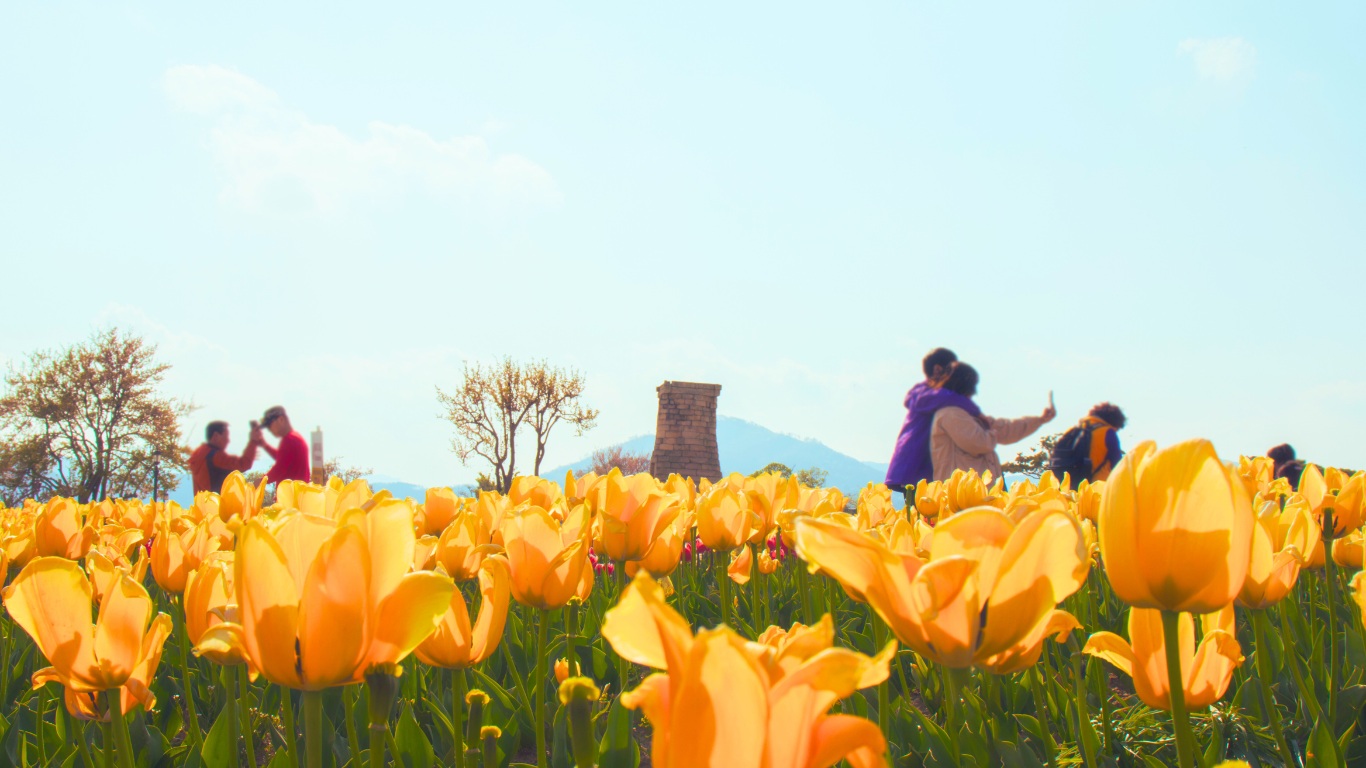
[525,361,598,477]
[0,329,189,503]
[588,445,651,476]
[437,358,597,492]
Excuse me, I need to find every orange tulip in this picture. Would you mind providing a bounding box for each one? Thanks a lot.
[499,505,594,610]
[1237,495,1317,609]
[219,471,266,523]
[508,475,564,511]
[434,505,499,581]
[1334,472,1366,537]
[1099,440,1253,613]
[602,573,890,768]
[728,544,754,585]
[185,553,251,667]
[1333,528,1365,568]
[2,557,172,717]
[34,498,97,559]
[1298,465,1364,537]
[595,469,681,563]
[695,485,756,552]
[414,556,511,669]
[1074,479,1104,523]
[203,502,453,689]
[795,507,1087,672]
[745,472,800,542]
[627,520,686,579]
[422,487,461,535]
[1084,606,1242,711]
[86,547,149,607]
[151,516,227,593]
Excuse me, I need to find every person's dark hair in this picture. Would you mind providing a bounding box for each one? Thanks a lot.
[1277,459,1306,488]
[206,421,229,441]
[1089,403,1127,429]
[922,348,958,379]
[1267,444,1296,466]
[940,362,978,396]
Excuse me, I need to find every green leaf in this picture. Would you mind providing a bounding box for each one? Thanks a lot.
[597,697,639,768]
[1306,716,1343,768]
[393,703,435,768]
[200,702,236,768]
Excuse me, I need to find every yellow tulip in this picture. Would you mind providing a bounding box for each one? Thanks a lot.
[757,547,778,575]
[86,547,149,607]
[856,484,896,530]
[203,502,454,690]
[508,475,564,511]
[34,498,97,559]
[499,505,594,610]
[728,544,753,585]
[595,469,682,563]
[2,557,172,716]
[695,485,756,552]
[414,556,511,669]
[151,516,227,593]
[795,507,1087,671]
[626,520,686,579]
[1084,606,1242,711]
[1334,472,1366,537]
[911,479,947,521]
[185,553,251,667]
[1074,479,1104,523]
[1099,440,1253,613]
[219,471,266,523]
[422,487,461,535]
[1333,528,1365,568]
[1237,456,1276,500]
[1298,465,1363,536]
[434,506,499,581]
[745,472,799,542]
[602,573,890,768]
[1237,495,1317,609]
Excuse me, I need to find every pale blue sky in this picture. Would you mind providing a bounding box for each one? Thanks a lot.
[3,3,1364,485]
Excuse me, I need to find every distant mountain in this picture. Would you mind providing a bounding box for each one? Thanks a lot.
[544,416,890,494]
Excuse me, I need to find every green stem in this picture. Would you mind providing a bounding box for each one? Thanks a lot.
[1160,611,1197,768]
[76,718,97,768]
[175,598,204,747]
[1032,665,1057,762]
[37,685,48,768]
[452,668,467,768]
[718,553,732,627]
[1097,660,1113,756]
[796,565,812,625]
[614,565,627,689]
[240,666,258,768]
[566,601,580,678]
[1072,653,1096,768]
[281,688,297,767]
[943,666,966,761]
[536,608,550,768]
[225,668,240,768]
[1251,609,1296,768]
[342,688,360,768]
[102,714,114,768]
[871,619,890,761]
[302,691,322,768]
[106,690,135,768]
[1324,508,1339,722]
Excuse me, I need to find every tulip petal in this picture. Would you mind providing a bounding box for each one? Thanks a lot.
[361,570,453,675]
[92,572,152,687]
[236,521,302,688]
[669,628,767,768]
[3,558,99,690]
[358,500,419,614]
[602,572,694,672]
[928,506,1013,594]
[298,525,371,689]
[272,513,338,605]
[977,508,1087,658]
[804,714,887,768]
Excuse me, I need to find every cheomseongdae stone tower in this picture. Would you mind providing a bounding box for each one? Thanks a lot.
[649,381,722,482]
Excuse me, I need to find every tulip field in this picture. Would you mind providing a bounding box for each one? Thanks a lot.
[2,439,1366,767]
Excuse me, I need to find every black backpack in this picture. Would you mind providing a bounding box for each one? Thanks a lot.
[1048,422,1104,487]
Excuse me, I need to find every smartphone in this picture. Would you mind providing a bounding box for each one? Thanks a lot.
[1048,390,1055,410]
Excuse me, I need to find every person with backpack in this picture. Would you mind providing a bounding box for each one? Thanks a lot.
[188,420,262,494]
[1047,403,1126,488]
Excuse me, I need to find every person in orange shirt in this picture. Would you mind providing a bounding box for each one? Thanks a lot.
[1048,402,1125,488]
[188,421,262,494]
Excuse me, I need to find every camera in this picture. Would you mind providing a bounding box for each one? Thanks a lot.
[250,420,261,431]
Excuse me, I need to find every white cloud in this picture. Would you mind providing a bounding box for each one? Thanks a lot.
[1178,37,1256,83]
[163,64,559,217]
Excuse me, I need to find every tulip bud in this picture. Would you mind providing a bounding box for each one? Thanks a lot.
[480,726,502,768]
[465,689,490,747]
[364,664,402,731]
[554,658,570,683]
[558,677,601,768]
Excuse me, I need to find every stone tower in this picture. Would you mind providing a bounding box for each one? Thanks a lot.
[649,381,722,482]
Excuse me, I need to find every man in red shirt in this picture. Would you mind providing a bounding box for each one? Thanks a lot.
[188,421,261,493]
[258,405,312,485]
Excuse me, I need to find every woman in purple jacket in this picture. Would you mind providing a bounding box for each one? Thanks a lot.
[885,348,982,497]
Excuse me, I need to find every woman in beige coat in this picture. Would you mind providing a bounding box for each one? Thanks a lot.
[929,362,1055,481]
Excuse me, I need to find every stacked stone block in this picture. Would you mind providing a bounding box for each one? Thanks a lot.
[649,381,722,482]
